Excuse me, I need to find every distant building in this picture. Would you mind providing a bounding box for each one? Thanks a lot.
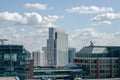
[74,43,120,79]
[42,47,48,66]
[39,50,46,66]
[68,48,76,63]
[32,51,40,66]
[47,27,68,66]
[32,50,47,67]
[0,45,33,80]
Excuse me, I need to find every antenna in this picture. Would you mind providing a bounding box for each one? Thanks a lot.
[0,39,8,45]
[90,41,95,47]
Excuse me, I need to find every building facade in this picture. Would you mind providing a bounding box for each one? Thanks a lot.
[42,47,48,66]
[73,44,120,79]
[47,27,68,66]
[0,45,33,80]
[25,58,34,79]
[32,51,40,67]
[68,48,76,63]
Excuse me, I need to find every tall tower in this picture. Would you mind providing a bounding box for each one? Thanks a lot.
[47,27,68,66]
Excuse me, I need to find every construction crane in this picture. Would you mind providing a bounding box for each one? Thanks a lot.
[0,39,8,45]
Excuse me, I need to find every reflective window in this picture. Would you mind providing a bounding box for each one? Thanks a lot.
[11,53,17,61]
[4,54,10,60]
[4,53,17,61]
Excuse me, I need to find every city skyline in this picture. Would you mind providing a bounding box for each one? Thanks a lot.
[0,0,120,52]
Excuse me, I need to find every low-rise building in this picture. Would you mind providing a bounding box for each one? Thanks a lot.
[0,45,33,80]
[34,63,88,80]
[74,43,120,79]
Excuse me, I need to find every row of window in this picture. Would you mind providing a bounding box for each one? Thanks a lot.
[90,64,119,68]
[91,74,119,78]
[74,59,119,63]
[76,53,108,58]
[91,70,119,74]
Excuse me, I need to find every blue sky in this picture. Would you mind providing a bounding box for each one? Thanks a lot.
[0,0,120,51]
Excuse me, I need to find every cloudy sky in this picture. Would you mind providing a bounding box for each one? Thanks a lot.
[0,0,120,52]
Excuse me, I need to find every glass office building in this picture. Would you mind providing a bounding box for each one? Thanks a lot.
[47,27,68,66]
[0,45,32,80]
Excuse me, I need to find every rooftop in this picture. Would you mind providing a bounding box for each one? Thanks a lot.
[79,46,108,54]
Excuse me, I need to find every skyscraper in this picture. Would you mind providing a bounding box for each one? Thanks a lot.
[47,27,68,66]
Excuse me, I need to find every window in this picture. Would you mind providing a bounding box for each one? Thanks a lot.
[106,59,111,63]
[91,60,96,63]
[55,32,57,39]
[91,70,97,73]
[114,70,118,73]
[114,65,118,68]
[91,65,97,68]
[100,60,105,63]
[4,54,10,60]
[11,53,17,61]
[4,53,17,61]
[100,65,105,68]
[100,70,105,73]
[0,55,2,58]
[106,65,111,68]
[106,70,111,73]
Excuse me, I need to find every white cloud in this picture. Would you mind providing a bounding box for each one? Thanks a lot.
[19,12,43,25]
[91,13,120,25]
[0,11,24,22]
[21,28,25,32]
[0,11,63,51]
[1,27,120,52]
[66,6,113,14]
[0,27,48,52]
[44,15,64,22]
[0,11,63,27]
[69,28,120,50]
[25,3,47,10]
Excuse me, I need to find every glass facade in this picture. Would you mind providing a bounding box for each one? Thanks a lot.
[0,45,31,80]
[47,27,68,66]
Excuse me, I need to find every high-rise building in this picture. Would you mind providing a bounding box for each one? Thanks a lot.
[42,47,48,66]
[73,42,120,79]
[0,45,33,80]
[68,48,76,63]
[32,51,40,67]
[47,27,68,66]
